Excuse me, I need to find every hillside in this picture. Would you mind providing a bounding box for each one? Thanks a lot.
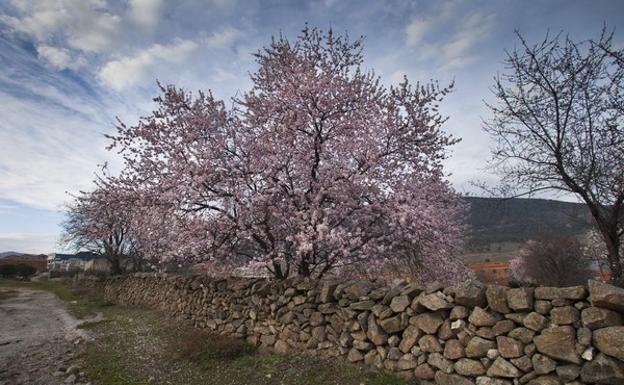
[463,197,592,254]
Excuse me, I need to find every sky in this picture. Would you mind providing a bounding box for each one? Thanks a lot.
[0,0,622,254]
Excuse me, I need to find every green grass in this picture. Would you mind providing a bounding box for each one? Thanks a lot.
[79,305,407,385]
[0,278,109,318]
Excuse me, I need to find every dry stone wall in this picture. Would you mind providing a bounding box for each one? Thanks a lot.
[83,274,624,385]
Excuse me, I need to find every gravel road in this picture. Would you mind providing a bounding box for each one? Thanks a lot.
[0,288,88,385]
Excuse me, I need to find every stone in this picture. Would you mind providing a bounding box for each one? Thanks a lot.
[576,327,591,345]
[476,377,512,385]
[581,346,595,361]
[438,319,454,340]
[350,300,375,310]
[451,319,467,333]
[580,352,624,384]
[492,320,516,336]
[388,334,400,347]
[466,336,496,358]
[352,339,373,350]
[505,313,527,324]
[487,348,499,359]
[274,340,289,353]
[532,354,556,374]
[419,335,443,353]
[65,374,77,384]
[559,286,587,300]
[476,327,495,339]
[508,327,535,344]
[487,285,511,313]
[588,280,624,312]
[428,352,453,372]
[581,306,623,330]
[534,300,552,315]
[455,282,487,307]
[366,316,388,346]
[347,348,364,362]
[510,356,532,372]
[414,363,435,380]
[387,347,402,360]
[420,292,452,311]
[412,312,444,334]
[451,306,470,320]
[593,326,624,360]
[470,307,502,327]
[260,334,276,346]
[525,375,561,385]
[435,372,476,385]
[389,295,410,313]
[534,326,581,364]
[551,298,570,307]
[507,288,534,312]
[555,365,580,381]
[364,350,379,366]
[487,357,521,378]
[444,339,465,359]
[524,343,536,356]
[497,336,524,358]
[455,358,487,376]
[523,312,547,331]
[399,325,421,353]
[534,287,561,300]
[400,282,423,298]
[380,315,405,334]
[319,282,338,303]
[397,353,418,370]
[550,306,579,325]
[344,281,375,299]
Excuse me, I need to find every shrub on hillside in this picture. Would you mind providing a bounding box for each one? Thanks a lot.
[0,263,37,279]
[510,236,592,287]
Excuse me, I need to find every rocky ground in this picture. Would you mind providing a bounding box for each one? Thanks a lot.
[0,288,92,385]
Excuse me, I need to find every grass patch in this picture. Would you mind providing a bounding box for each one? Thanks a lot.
[0,278,109,318]
[79,304,408,385]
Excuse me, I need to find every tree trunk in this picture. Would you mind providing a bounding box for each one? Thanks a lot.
[108,256,122,276]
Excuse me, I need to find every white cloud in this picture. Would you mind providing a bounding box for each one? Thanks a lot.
[203,27,243,49]
[0,232,62,254]
[405,18,432,48]
[1,0,121,53]
[0,90,111,211]
[128,0,163,31]
[36,45,86,70]
[98,39,198,90]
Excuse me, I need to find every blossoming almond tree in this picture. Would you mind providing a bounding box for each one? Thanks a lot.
[103,26,468,283]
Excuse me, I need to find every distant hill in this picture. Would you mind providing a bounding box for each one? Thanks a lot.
[0,251,24,258]
[463,197,592,253]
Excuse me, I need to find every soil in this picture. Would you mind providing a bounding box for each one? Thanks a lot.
[0,288,89,385]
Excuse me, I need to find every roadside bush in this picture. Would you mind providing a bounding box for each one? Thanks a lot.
[0,264,37,279]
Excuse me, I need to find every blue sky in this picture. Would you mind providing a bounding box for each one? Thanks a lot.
[0,0,622,254]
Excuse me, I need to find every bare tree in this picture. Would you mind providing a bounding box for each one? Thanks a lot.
[485,29,624,285]
[510,236,592,287]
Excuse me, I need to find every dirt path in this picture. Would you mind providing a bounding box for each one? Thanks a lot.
[0,288,89,385]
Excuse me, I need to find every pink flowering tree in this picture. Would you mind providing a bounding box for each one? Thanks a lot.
[62,172,143,274]
[103,26,468,282]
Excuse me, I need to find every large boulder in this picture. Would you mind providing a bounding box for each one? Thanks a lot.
[411,312,444,334]
[533,326,581,364]
[470,307,502,327]
[593,326,624,361]
[455,282,487,307]
[435,372,476,385]
[486,285,510,313]
[486,357,522,378]
[506,288,534,312]
[466,336,496,358]
[588,280,624,312]
[580,352,624,384]
[581,306,623,330]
